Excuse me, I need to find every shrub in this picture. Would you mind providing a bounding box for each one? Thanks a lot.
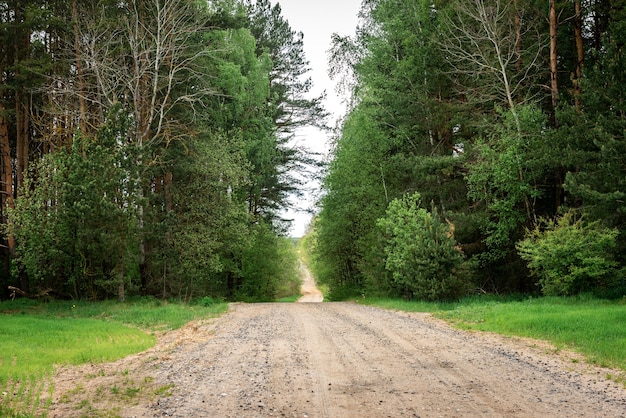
[377,193,468,301]
[517,212,621,296]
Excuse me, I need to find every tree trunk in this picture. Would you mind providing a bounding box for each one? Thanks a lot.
[164,171,173,212]
[0,104,14,257]
[0,56,15,257]
[573,0,584,108]
[118,282,125,302]
[549,0,559,127]
[14,4,30,192]
[73,0,87,136]
[15,91,29,192]
[134,0,152,292]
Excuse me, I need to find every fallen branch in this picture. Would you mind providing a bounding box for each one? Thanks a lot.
[8,286,53,301]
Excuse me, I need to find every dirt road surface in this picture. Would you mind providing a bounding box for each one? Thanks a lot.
[45,269,626,417]
[297,261,324,303]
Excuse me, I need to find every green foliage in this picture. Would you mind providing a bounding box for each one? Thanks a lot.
[564,129,626,229]
[241,0,326,224]
[146,131,249,300]
[9,108,139,299]
[273,237,302,299]
[517,213,622,296]
[563,12,626,233]
[317,0,478,299]
[0,0,313,304]
[466,106,549,260]
[312,104,396,296]
[307,0,626,299]
[301,220,343,299]
[245,0,326,130]
[236,223,300,302]
[8,0,626,303]
[377,193,468,301]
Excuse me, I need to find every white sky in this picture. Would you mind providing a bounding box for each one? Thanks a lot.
[275,0,362,237]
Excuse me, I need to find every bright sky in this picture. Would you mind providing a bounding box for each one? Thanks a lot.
[275,0,362,237]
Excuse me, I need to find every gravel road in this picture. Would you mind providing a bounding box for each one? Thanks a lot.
[45,277,626,417]
[129,302,625,418]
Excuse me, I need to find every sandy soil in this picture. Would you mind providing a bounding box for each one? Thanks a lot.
[43,268,626,417]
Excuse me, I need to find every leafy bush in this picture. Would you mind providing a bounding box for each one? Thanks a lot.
[517,213,621,296]
[377,193,468,301]
[9,109,139,300]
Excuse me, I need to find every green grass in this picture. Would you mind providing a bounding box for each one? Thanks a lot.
[0,297,229,416]
[364,295,626,371]
[2,296,228,331]
[0,315,154,379]
[0,298,227,330]
[276,295,301,302]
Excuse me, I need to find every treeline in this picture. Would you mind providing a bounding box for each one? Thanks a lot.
[0,0,321,301]
[312,0,626,300]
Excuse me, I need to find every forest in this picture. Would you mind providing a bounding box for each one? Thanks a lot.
[0,0,324,301]
[2,0,625,304]
[311,0,626,301]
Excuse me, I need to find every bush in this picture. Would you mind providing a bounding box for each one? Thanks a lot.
[377,193,468,301]
[517,212,621,296]
[9,111,139,300]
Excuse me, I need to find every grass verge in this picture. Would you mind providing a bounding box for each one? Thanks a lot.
[0,297,228,416]
[363,295,626,372]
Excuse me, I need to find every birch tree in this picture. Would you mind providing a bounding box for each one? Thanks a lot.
[439,0,545,132]
[73,0,223,287]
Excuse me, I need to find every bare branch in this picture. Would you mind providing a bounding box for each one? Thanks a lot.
[438,0,546,131]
